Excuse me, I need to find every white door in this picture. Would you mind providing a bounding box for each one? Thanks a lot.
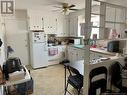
[5,19,29,65]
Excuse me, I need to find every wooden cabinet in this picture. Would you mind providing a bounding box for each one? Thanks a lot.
[28,14,44,31]
[44,16,57,34]
[69,16,78,37]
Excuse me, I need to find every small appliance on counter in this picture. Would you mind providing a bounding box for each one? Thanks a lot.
[107,40,119,52]
[68,38,81,45]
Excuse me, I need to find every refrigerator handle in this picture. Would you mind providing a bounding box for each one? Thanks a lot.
[44,42,48,51]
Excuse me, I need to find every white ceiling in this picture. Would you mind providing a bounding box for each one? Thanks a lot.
[15,0,86,10]
[15,0,127,11]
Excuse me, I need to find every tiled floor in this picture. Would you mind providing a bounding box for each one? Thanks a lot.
[29,64,82,95]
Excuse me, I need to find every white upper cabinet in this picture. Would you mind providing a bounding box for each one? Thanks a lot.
[69,16,78,37]
[27,10,69,35]
[44,16,57,34]
[28,14,44,31]
[57,16,69,37]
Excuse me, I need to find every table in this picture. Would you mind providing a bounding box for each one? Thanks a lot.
[0,65,31,95]
[4,66,31,86]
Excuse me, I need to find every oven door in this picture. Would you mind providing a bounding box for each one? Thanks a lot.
[48,47,60,61]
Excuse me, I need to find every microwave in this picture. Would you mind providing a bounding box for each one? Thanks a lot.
[69,39,81,45]
[107,40,119,52]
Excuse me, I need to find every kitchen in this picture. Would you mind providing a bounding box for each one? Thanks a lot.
[1,0,127,95]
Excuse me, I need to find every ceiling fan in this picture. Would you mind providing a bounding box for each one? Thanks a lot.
[53,3,78,14]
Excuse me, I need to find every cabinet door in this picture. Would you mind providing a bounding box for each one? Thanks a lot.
[50,17,57,34]
[77,49,84,60]
[72,48,78,62]
[57,16,69,37]
[44,16,50,33]
[37,16,44,30]
[28,15,36,30]
[57,16,63,36]
[44,16,57,34]
[69,17,74,36]
[69,16,78,37]
[67,47,73,63]
[63,16,69,36]
[28,15,44,30]
[73,17,78,37]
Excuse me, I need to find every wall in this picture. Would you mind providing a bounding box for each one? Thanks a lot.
[0,17,6,66]
[4,10,29,65]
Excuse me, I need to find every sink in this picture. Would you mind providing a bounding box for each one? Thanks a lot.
[73,45,84,49]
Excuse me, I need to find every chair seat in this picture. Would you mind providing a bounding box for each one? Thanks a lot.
[68,75,83,89]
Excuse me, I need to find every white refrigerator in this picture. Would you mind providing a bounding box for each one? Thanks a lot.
[29,32,48,69]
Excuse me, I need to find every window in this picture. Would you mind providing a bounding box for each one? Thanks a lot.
[78,15,100,39]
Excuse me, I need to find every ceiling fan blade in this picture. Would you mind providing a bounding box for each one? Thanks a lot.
[52,1,64,5]
[69,9,78,11]
[53,6,62,8]
[69,4,75,8]
[52,9,61,12]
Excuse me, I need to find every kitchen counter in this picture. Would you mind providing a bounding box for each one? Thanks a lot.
[70,45,116,56]
[90,48,116,56]
[48,45,66,48]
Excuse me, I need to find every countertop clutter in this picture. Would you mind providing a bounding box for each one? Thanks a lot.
[71,44,116,56]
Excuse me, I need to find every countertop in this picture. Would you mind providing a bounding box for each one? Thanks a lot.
[70,44,116,56]
[90,48,116,56]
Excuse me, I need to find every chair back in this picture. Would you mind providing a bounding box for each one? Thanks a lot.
[89,66,107,95]
[109,61,123,88]
[67,66,80,76]
[89,66,107,81]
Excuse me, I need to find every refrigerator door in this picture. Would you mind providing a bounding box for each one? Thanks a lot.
[31,43,48,68]
[32,32,46,43]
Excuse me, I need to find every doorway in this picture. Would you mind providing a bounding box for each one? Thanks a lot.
[4,18,29,65]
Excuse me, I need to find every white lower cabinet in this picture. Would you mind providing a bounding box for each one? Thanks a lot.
[68,46,114,64]
[67,46,84,64]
